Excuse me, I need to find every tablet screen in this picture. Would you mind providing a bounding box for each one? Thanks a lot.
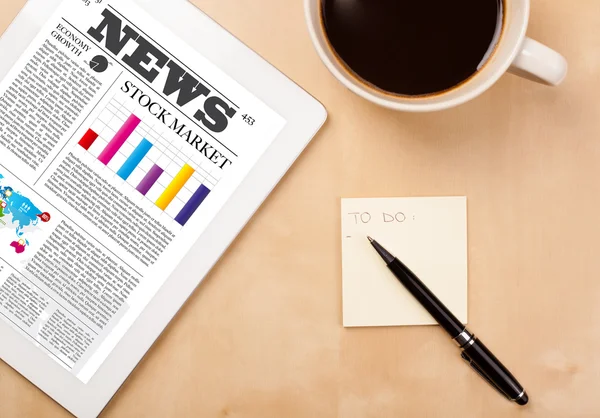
[0,0,286,383]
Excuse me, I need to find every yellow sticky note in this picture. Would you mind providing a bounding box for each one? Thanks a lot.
[341,197,468,327]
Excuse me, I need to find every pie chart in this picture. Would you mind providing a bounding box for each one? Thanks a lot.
[89,55,109,73]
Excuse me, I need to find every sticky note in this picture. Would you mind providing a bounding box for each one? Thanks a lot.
[341,197,468,327]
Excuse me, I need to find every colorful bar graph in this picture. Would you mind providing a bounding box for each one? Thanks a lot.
[155,164,195,210]
[175,184,210,226]
[98,114,141,165]
[136,164,164,196]
[117,138,153,180]
[78,129,99,150]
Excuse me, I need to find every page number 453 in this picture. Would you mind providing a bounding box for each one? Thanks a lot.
[242,114,255,126]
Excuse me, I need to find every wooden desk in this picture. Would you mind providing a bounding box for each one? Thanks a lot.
[1,0,599,416]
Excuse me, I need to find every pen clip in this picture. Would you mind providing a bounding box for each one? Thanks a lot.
[460,352,510,399]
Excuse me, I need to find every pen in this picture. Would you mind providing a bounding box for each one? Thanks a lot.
[367,236,528,405]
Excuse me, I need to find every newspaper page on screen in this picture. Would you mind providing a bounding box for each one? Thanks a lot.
[0,0,286,383]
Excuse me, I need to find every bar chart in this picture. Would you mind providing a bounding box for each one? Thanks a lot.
[98,114,142,165]
[76,97,220,226]
[117,138,153,181]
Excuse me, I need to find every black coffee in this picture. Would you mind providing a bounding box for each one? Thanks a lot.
[321,0,502,96]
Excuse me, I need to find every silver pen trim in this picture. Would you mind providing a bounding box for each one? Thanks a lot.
[513,390,526,402]
[453,328,475,347]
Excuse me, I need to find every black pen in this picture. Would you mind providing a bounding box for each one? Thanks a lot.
[367,236,528,405]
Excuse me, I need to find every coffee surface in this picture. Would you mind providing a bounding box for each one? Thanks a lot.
[321,0,502,96]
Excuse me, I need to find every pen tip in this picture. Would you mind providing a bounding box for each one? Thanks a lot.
[367,236,374,243]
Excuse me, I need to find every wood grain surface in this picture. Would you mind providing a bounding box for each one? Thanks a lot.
[1,0,599,417]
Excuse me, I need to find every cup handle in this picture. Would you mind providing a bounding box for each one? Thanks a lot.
[508,37,567,86]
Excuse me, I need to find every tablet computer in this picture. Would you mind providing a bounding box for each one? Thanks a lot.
[0,0,326,416]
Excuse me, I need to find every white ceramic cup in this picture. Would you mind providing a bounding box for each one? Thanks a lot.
[304,0,568,112]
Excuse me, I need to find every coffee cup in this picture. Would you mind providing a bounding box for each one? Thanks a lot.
[304,0,567,112]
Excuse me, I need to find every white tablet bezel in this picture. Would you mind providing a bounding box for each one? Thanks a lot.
[0,1,326,416]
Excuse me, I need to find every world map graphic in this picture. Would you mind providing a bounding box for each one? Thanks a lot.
[0,174,43,253]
